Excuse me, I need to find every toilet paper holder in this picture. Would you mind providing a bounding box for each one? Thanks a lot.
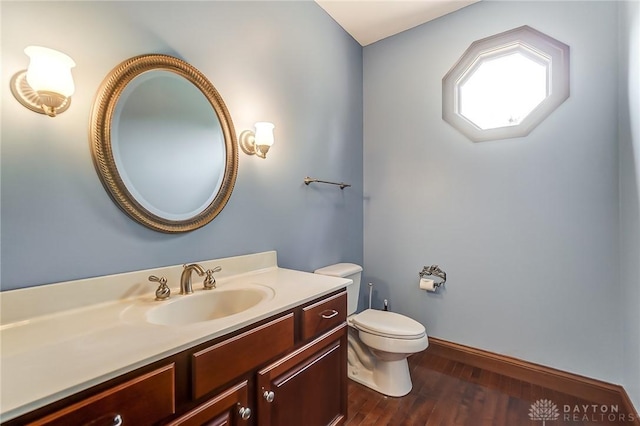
[419,265,447,289]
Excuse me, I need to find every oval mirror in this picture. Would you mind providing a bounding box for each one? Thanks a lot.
[90,54,238,233]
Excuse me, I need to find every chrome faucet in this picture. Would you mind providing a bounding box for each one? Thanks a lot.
[180,263,205,295]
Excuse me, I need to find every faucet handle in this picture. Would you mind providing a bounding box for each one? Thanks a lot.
[148,275,170,301]
[203,267,221,290]
[149,275,166,284]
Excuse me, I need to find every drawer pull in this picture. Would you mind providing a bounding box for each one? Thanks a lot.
[238,406,251,421]
[84,413,122,426]
[263,390,275,403]
[320,309,339,319]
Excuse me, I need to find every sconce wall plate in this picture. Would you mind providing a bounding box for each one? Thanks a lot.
[10,71,71,116]
[239,130,258,156]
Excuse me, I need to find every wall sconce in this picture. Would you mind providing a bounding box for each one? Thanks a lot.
[10,46,76,117]
[239,122,275,159]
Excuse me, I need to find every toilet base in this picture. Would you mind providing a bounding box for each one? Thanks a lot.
[348,354,413,397]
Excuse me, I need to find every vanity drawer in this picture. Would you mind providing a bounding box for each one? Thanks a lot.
[166,380,249,426]
[192,313,294,399]
[301,291,347,340]
[29,363,175,426]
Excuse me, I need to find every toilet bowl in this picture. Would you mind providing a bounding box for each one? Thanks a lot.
[314,263,429,397]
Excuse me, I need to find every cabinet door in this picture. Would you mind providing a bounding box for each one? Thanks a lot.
[257,325,347,426]
[166,380,252,426]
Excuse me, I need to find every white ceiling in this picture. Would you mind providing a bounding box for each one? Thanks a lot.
[315,0,480,46]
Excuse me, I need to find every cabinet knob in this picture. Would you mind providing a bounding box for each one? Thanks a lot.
[238,406,251,421]
[263,390,275,403]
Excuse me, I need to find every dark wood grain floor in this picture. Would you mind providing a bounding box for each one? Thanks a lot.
[345,348,631,426]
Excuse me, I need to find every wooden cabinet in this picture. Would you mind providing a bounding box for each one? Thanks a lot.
[192,314,294,399]
[257,325,347,426]
[166,381,251,426]
[12,290,347,426]
[27,364,175,426]
[301,292,347,340]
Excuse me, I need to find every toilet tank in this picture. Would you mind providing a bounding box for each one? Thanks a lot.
[314,263,362,315]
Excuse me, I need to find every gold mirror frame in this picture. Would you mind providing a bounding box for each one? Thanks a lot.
[90,54,238,233]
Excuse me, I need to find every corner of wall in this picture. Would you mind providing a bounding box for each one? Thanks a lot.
[618,0,640,412]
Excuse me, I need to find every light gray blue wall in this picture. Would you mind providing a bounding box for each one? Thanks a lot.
[2,0,638,407]
[0,1,363,290]
[363,1,622,384]
[619,0,640,410]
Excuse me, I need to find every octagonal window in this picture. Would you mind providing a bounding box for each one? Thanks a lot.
[443,26,569,142]
[459,52,548,130]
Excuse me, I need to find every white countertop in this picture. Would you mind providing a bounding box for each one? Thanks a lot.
[0,252,350,422]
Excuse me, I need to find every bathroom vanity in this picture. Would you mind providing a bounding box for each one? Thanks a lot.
[0,252,350,425]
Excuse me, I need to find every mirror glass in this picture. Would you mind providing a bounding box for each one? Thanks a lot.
[113,71,225,221]
[91,55,238,233]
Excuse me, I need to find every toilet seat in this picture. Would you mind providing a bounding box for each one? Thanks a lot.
[352,309,426,340]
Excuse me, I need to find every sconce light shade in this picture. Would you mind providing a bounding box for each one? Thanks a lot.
[10,46,76,117]
[240,122,275,159]
[254,121,275,149]
[25,46,76,96]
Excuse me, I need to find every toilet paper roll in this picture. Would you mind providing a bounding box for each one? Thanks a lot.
[420,278,436,292]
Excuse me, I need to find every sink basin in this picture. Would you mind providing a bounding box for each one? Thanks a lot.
[146,284,274,326]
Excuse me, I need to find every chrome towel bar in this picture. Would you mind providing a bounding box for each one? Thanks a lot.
[304,176,351,190]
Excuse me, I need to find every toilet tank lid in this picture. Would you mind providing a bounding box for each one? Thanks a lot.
[314,263,362,277]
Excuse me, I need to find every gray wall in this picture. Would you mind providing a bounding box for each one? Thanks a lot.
[363,1,622,384]
[0,1,363,290]
[619,0,640,410]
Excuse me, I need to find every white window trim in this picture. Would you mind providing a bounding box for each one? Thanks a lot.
[442,25,570,142]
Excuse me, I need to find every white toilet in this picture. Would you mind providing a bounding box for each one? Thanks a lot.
[314,263,429,397]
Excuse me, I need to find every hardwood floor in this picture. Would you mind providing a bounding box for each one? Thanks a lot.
[345,348,633,426]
